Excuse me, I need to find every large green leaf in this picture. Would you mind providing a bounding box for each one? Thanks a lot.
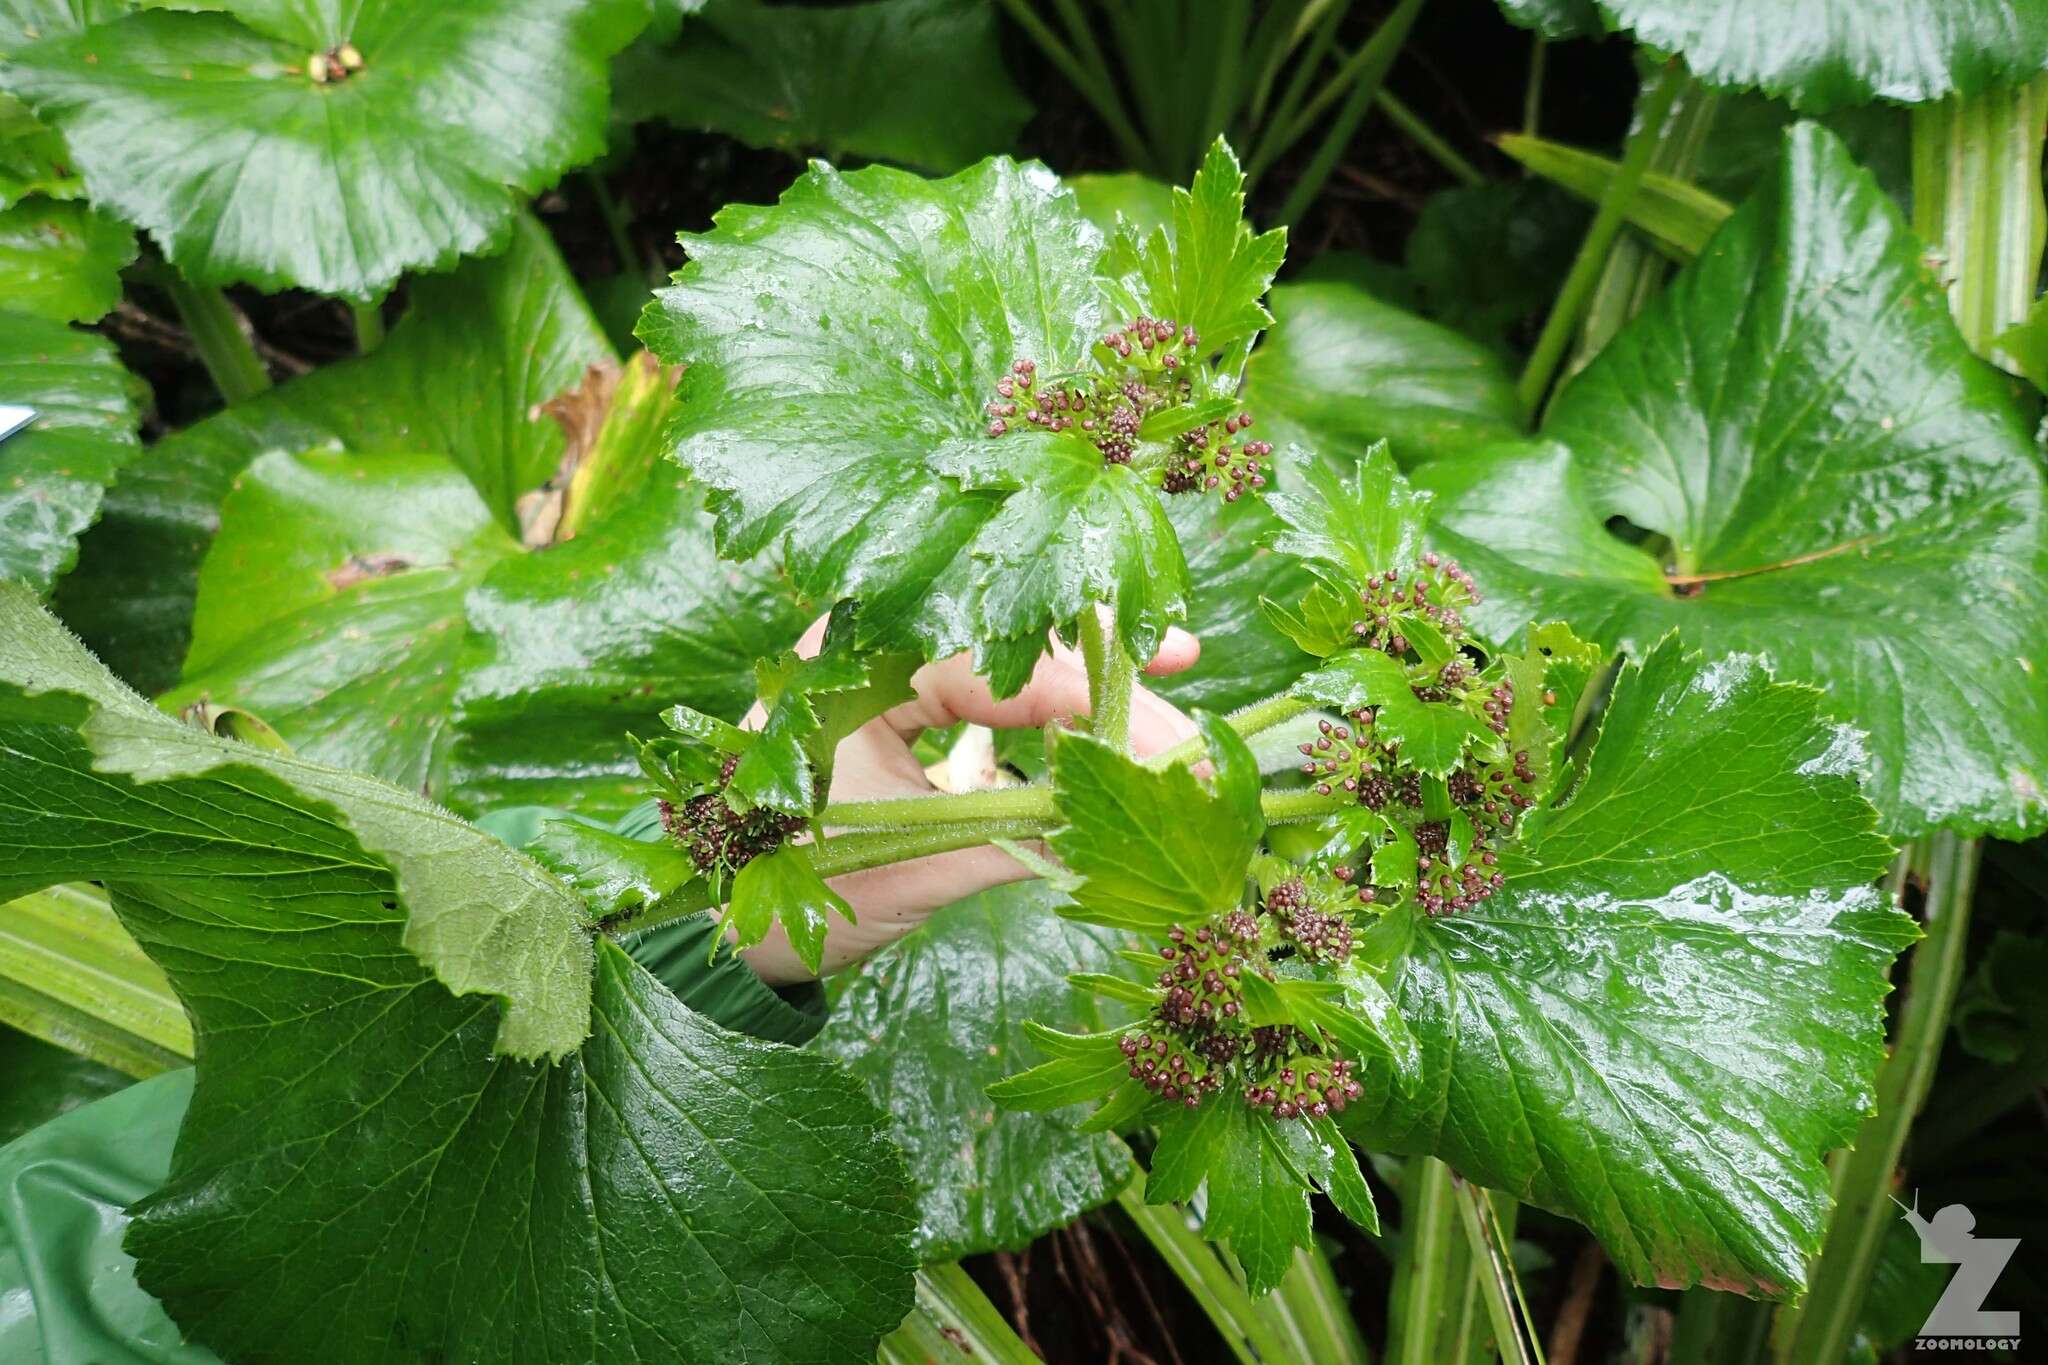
[0,195,134,321]
[56,216,608,692]
[445,475,807,820]
[164,450,521,793]
[640,155,1099,680]
[1403,178,1589,355]
[0,309,140,592]
[643,144,1285,695]
[1246,279,1523,469]
[1587,0,2048,112]
[1,1,644,296]
[618,0,1030,173]
[1047,715,1264,932]
[1151,493,1313,714]
[1424,124,2048,838]
[0,584,919,1362]
[814,881,1143,1259]
[1342,636,1910,1297]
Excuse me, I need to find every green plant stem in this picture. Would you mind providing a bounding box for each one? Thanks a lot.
[1261,785,1348,824]
[1387,1157,1463,1365]
[165,277,271,403]
[586,170,646,282]
[1779,834,1981,1365]
[1262,0,1424,170]
[1268,1241,1374,1365]
[1515,58,1684,420]
[1250,0,1348,187]
[1149,691,1312,769]
[1667,1290,1773,1365]
[877,1263,1043,1364]
[1376,89,1485,188]
[611,818,1052,936]
[1522,35,1544,137]
[1912,74,2048,366]
[1115,1178,1298,1365]
[1079,608,1136,753]
[823,784,1056,830]
[0,883,193,1076]
[1567,76,1719,373]
[351,298,385,354]
[997,0,1153,174]
[1244,0,1314,127]
[1453,1178,1542,1365]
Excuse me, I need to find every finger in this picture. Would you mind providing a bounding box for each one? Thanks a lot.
[1142,626,1201,677]
[1129,681,1201,758]
[737,843,1035,982]
[882,646,1094,738]
[883,628,1203,740]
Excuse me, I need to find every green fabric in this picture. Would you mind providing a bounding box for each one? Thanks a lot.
[1,802,826,1357]
[0,1072,216,1365]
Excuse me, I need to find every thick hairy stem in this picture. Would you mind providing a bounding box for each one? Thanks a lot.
[1079,608,1136,753]
[165,278,272,404]
[823,784,1055,830]
[1149,690,1311,769]
[606,818,1053,937]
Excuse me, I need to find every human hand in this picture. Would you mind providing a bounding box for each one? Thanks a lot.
[737,615,1201,983]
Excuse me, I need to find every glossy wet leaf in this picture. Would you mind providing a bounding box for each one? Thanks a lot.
[0,1025,131,1145]
[618,0,1030,173]
[1068,172,1174,238]
[640,155,1111,679]
[1,1,644,296]
[445,475,807,821]
[0,585,919,1360]
[735,633,918,816]
[164,450,520,794]
[1246,279,1523,468]
[1266,442,1431,588]
[1099,138,1285,355]
[1404,178,1589,355]
[0,196,134,322]
[1,580,592,1059]
[1589,0,2048,112]
[815,881,1145,1259]
[1151,494,1314,714]
[1340,636,1911,1297]
[1425,124,2048,837]
[727,843,848,972]
[57,217,609,694]
[0,94,76,208]
[1047,715,1263,931]
[0,310,140,592]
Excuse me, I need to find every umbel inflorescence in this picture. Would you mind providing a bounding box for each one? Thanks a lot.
[1119,881,1363,1123]
[655,751,807,878]
[986,316,1272,502]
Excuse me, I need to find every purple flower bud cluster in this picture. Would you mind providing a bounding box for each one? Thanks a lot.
[657,751,806,876]
[1348,552,1482,657]
[1118,903,1364,1121]
[1241,1026,1362,1121]
[1262,877,1354,963]
[1165,412,1271,503]
[1411,818,1505,916]
[982,318,1267,506]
